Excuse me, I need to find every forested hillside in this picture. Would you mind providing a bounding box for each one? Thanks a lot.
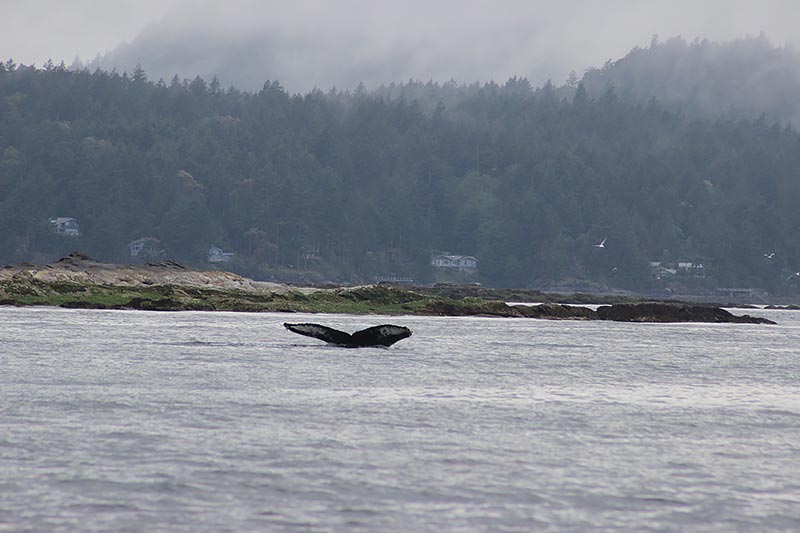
[2,59,800,293]
[582,35,800,126]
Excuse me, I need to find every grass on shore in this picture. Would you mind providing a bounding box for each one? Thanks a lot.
[0,280,445,315]
[0,279,584,318]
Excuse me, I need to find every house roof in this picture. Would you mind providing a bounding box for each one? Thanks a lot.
[433,254,478,262]
[128,237,161,246]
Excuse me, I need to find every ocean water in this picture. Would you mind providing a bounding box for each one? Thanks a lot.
[1,306,799,531]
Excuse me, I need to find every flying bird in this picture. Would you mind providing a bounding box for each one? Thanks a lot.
[284,323,412,347]
[594,238,607,248]
[764,252,776,259]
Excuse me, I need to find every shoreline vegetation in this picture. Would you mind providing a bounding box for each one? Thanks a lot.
[0,253,775,324]
[4,59,800,296]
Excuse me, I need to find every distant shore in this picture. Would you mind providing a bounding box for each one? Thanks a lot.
[0,253,775,324]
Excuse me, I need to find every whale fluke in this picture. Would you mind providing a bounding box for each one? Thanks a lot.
[284,323,353,346]
[283,323,412,347]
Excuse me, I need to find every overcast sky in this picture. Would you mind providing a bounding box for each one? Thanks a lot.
[3,0,799,91]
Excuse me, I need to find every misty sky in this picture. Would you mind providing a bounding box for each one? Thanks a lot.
[3,0,799,92]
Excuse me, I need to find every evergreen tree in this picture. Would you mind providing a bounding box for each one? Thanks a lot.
[2,59,800,293]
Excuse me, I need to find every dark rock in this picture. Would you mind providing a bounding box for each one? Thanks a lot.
[422,300,596,319]
[424,299,522,317]
[125,297,213,311]
[0,299,29,306]
[125,297,171,310]
[596,303,775,324]
[515,303,596,319]
[145,260,187,269]
[55,252,97,264]
[60,300,110,309]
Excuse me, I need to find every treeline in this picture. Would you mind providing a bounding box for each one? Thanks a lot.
[582,34,800,126]
[2,59,800,293]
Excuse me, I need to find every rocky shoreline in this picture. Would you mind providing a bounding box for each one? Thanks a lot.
[0,253,775,324]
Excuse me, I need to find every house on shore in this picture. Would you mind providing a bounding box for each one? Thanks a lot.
[649,260,706,281]
[128,237,165,259]
[49,217,80,237]
[208,245,234,264]
[431,253,479,274]
[298,243,322,269]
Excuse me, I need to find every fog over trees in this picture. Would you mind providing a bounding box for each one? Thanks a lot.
[86,10,567,95]
[582,34,800,126]
[2,36,800,294]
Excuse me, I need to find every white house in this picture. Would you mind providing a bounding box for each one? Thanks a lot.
[49,217,80,237]
[208,245,234,263]
[650,260,706,280]
[677,261,706,279]
[431,253,479,273]
[128,237,164,259]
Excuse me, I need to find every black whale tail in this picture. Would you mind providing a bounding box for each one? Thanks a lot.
[283,323,412,347]
[350,325,412,347]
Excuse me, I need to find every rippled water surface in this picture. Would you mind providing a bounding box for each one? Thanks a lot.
[2,306,800,531]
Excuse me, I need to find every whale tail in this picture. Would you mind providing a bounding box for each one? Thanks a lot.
[283,323,411,347]
[283,323,353,346]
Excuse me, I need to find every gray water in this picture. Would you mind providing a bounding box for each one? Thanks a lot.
[2,306,800,532]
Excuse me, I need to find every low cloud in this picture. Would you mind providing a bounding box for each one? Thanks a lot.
[7,0,800,92]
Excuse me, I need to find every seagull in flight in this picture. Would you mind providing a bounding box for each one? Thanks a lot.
[594,238,607,248]
[764,252,776,260]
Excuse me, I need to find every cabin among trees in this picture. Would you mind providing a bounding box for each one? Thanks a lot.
[298,244,321,269]
[128,237,165,260]
[49,217,80,237]
[649,261,707,281]
[208,245,234,264]
[431,253,479,274]
[431,253,479,284]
